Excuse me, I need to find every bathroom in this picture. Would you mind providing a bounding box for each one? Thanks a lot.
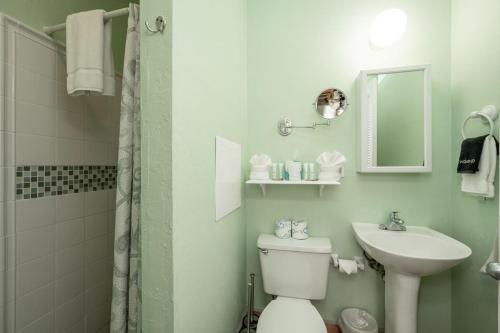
[0,0,498,332]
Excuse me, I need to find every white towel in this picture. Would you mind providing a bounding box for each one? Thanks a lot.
[461,135,496,198]
[316,151,346,181]
[316,151,347,167]
[66,10,115,96]
[249,154,272,180]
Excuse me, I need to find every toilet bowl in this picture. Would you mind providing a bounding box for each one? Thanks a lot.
[257,297,327,333]
[256,234,332,333]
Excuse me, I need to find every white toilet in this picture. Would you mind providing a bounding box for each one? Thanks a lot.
[256,234,332,333]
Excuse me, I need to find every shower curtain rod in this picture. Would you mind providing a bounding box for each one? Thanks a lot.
[43,7,129,34]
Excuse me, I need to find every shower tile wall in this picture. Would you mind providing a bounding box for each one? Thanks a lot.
[0,16,120,333]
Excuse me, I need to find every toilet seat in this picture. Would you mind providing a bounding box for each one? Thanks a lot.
[257,297,327,333]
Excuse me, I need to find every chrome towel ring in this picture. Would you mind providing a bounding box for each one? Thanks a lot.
[462,105,499,139]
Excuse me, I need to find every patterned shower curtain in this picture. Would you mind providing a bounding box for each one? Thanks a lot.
[110,3,141,333]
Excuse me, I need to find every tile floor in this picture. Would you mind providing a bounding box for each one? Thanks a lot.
[326,324,341,333]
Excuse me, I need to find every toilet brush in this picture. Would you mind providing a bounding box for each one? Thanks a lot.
[239,273,259,333]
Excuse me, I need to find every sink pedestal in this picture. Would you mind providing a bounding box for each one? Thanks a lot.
[385,271,421,333]
[352,223,472,333]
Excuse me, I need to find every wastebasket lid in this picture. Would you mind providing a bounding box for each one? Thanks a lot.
[340,308,378,333]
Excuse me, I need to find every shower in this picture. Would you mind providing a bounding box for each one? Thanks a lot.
[0,4,140,332]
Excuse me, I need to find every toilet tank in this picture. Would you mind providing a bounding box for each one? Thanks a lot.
[257,234,332,300]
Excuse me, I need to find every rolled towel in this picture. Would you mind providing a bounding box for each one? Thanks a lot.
[292,220,309,240]
[461,135,496,198]
[316,151,346,181]
[66,10,115,96]
[274,219,292,239]
[249,154,272,180]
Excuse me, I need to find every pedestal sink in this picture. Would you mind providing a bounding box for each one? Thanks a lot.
[352,223,471,333]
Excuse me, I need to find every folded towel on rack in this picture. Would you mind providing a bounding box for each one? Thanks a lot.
[461,135,497,198]
[66,10,115,96]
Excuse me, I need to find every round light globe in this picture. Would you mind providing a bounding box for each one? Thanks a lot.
[369,9,407,48]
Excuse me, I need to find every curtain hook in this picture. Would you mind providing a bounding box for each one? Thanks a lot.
[145,16,166,33]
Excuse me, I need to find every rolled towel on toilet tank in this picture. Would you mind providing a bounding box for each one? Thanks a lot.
[274,219,292,239]
[292,220,309,240]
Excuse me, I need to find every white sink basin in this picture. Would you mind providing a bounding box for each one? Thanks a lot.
[351,223,471,333]
[352,223,471,276]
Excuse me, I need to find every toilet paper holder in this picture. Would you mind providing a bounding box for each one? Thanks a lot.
[331,254,365,271]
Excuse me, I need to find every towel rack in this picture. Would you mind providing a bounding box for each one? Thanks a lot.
[461,105,499,139]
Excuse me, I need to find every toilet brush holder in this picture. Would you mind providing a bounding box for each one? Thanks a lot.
[239,273,259,333]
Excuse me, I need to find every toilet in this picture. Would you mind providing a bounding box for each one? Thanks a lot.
[256,234,332,333]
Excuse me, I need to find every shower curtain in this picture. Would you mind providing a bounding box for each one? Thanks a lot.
[110,4,141,333]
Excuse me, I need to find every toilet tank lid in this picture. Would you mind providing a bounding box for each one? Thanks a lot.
[257,234,332,253]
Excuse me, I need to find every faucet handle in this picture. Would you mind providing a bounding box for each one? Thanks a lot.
[390,211,400,220]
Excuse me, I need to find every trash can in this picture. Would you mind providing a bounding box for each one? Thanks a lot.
[338,308,378,333]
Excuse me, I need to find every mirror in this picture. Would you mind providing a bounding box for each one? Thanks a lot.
[277,88,348,136]
[358,65,432,173]
[315,88,348,119]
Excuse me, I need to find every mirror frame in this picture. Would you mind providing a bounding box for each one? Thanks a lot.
[358,64,432,173]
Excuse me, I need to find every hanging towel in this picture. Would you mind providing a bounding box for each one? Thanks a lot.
[66,10,115,96]
[457,135,488,173]
[461,135,497,198]
[457,135,499,173]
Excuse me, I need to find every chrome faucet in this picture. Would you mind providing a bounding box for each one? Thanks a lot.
[379,211,406,231]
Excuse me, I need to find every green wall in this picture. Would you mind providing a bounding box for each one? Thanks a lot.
[377,71,424,166]
[0,0,135,73]
[170,0,248,332]
[246,0,453,331]
[450,0,500,332]
[140,0,174,332]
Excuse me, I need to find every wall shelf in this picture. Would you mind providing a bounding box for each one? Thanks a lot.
[246,179,340,197]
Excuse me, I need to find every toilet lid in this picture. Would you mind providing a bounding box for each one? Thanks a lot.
[257,297,327,333]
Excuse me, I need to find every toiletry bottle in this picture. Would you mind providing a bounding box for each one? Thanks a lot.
[284,161,291,181]
[302,163,309,181]
[309,162,317,180]
[278,162,284,180]
[271,163,278,180]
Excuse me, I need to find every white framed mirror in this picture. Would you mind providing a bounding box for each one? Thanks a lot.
[358,65,432,173]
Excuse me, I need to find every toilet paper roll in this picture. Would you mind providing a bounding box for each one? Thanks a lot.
[338,259,358,275]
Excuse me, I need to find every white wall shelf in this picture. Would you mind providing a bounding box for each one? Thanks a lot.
[246,180,340,197]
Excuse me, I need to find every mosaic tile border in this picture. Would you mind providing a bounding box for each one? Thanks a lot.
[16,165,117,200]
